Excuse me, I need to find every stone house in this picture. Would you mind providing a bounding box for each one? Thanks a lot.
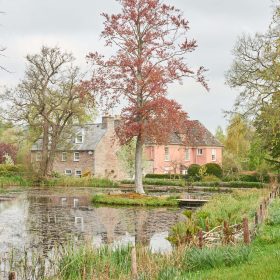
[31,116,126,179]
[144,120,223,174]
[31,117,222,178]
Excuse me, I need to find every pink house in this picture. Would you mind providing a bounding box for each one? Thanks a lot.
[144,120,223,174]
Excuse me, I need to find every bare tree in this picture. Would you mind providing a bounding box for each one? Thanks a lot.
[1,46,95,177]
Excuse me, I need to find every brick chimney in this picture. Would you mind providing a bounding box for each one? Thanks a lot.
[102,115,115,129]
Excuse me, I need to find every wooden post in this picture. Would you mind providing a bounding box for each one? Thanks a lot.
[255,212,259,226]
[8,272,16,280]
[205,218,209,232]
[198,229,203,249]
[131,245,138,279]
[243,217,250,245]
[223,220,230,244]
[260,204,263,222]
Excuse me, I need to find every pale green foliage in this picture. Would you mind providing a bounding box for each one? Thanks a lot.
[215,126,225,144]
[117,138,148,178]
[117,138,136,178]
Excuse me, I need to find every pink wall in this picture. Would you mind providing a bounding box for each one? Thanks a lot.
[145,145,222,174]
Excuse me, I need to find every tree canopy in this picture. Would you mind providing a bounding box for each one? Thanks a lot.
[84,0,207,193]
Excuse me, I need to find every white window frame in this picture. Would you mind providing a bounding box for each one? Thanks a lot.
[164,146,170,161]
[61,152,67,162]
[75,134,83,144]
[74,152,80,162]
[185,148,190,161]
[35,152,42,162]
[65,169,72,176]
[211,149,217,161]
[197,148,203,156]
[75,170,82,177]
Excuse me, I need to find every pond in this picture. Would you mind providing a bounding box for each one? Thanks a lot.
[0,188,187,258]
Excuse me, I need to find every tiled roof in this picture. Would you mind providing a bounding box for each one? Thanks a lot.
[146,120,223,147]
[31,123,106,151]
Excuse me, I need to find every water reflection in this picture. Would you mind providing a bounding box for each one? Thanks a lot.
[0,190,184,256]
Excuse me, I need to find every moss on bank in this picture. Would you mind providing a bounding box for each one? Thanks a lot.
[92,193,179,207]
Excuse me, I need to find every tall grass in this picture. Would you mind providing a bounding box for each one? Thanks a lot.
[195,189,268,228]
[0,176,31,187]
[58,245,132,280]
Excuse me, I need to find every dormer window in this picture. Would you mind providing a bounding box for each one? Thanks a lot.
[75,134,83,144]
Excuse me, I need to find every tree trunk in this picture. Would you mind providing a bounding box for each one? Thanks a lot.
[135,135,145,194]
[40,120,49,177]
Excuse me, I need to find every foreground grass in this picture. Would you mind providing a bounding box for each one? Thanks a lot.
[92,193,179,207]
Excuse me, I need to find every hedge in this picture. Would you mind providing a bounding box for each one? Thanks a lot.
[145,173,185,179]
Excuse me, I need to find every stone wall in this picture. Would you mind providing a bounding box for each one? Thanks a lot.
[31,150,95,176]
[94,117,127,180]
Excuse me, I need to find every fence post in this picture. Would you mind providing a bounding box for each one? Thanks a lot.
[255,212,259,226]
[260,204,263,222]
[198,229,203,249]
[8,272,17,280]
[131,245,138,279]
[243,217,250,245]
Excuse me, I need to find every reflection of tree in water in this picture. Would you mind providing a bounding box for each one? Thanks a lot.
[25,195,183,255]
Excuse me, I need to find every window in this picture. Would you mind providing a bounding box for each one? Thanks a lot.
[75,134,83,144]
[65,169,72,176]
[185,148,190,161]
[61,152,67,162]
[164,146,170,161]
[211,149,216,161]
[75,170,82,177]
[197,148,203,156]
[35,152,42,162]
[74,152,80,161]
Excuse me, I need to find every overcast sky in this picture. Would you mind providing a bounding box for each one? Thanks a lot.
[0,0,273,132]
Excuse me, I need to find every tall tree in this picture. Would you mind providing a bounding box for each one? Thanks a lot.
[1,46,94,177]
[223,114,252,170]
[226,2,280,163]
[84,0,207,193]
[226,3,279,115]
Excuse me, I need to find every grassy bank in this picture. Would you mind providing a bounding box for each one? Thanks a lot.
[92,193,179,207]
[44,176,119,188]
[0,175,31,187]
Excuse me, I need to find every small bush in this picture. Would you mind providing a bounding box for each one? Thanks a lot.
[187,164,200,178]
[204,163,222,178]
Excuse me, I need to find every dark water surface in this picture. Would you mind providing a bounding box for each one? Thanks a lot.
[0,188,186,256]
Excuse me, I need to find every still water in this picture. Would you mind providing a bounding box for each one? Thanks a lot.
[0,188,185,256]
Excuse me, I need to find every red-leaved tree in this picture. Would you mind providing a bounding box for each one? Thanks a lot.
[84,0,208,193]
[0,143,17,164]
